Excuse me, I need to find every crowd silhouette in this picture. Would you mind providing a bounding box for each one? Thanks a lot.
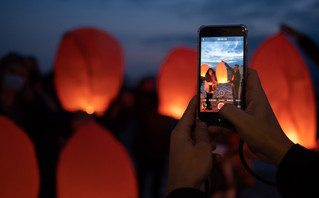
[0,51,257,198]
[1,24,319,198]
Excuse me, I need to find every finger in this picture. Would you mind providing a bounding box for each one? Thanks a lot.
[246,68,265,98]
[171,96,197,143]
[211,140,216,151]
[207,125,234,134]
[246,69,263,94]
[212,154,222,162]
[219,103,250,131]
[176,95,197,129]
[194,120,211,148]
[245,68,272,115]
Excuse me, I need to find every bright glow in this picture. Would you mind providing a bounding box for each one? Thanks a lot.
[279,118,299,144]
[159,105,185,120]
[201,64,209,77]
[85,105,95,114]
[216,62,228,83]
[286,130,299,144]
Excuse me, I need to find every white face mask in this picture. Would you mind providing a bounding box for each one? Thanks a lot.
[2,74,25,91]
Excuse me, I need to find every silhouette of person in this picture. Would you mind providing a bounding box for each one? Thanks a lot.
[223,61,240,106]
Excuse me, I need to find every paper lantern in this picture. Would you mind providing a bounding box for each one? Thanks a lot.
[54,27,124,115]
[215,61,228,83]
[0,116,40,198]
[251,33,317,148]
[57,120,138,198]
[201,64,210,77]
[157,47,197,119]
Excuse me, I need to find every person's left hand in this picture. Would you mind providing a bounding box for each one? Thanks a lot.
[166,96,215,195]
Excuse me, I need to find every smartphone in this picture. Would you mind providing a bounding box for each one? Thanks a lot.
[198,25,247,126]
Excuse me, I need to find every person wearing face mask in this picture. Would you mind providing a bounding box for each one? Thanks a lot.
[0,53,74,198]
[0,53,28,126]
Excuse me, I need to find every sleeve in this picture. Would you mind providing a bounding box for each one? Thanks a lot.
[166,188,208,198]
[224,62,232,71]
[276,144,319,197]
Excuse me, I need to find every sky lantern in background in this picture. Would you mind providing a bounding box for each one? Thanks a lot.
[251,33,317,148]
[0,116,40,198]
[54,27,124,115]
[201,64,210,77]
[57,120,138,198]
[157,47,197,119]
[215,61,228,83]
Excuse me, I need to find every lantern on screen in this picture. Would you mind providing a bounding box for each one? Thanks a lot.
[251,33,316,148]
[215,61,228,83]
[57,120,138,198]
[54,27,124,115]
[0,116,40,198]
[201,64,210,77]
[157,47,197,119]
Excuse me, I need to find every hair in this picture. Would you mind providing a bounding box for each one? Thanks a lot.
[0,52,26,80]
[205,68,215,77]
[234,64,239,68]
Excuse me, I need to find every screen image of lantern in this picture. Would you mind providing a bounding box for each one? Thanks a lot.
[0,116,40,198]
[201,64,210,77]
[53,27,124,115]
[215,62,228,83]
[57,120,138,198]
[157,47,197,119]
[251,33,317,148]
[200,36,244,112]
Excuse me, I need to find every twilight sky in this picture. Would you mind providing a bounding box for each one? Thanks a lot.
[201,37,244,67]
[0,0,319,80]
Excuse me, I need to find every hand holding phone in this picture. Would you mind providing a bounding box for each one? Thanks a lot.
[198,25,248,126]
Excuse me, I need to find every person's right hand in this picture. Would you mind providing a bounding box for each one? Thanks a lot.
[215,69,294,167]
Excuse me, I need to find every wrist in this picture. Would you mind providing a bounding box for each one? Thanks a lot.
[166,177,200,196]
[271,139,294,167]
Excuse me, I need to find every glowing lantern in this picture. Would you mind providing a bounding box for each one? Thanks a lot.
[0,116,40,198]
[201,64,210,77]
[54,27,124,115]
[215,61,228,83]
[157,47,197,119]
[57,120,138,198]
[251,33,316,148]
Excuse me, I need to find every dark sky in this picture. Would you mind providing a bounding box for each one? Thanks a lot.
[1,0,319,80]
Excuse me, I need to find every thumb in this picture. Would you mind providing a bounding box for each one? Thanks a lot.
[219,104,249,130]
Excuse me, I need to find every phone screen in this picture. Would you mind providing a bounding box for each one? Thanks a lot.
[199,36,244,112]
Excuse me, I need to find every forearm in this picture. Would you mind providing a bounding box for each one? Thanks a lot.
[224,62,233,71]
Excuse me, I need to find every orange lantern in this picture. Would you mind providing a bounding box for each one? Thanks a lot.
[201,64,210,77]
[215,61,228,83]
[54,27,124,115]
[157,47,197,119]
[56,120,138,198]
[251,33,317,148]
[0,116,40,198]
